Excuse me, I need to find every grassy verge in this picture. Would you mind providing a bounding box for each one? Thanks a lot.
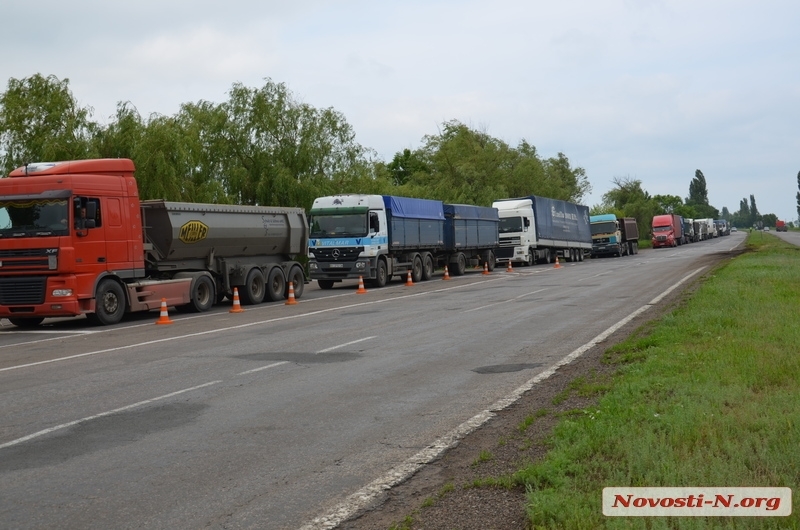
[516,233,800,529]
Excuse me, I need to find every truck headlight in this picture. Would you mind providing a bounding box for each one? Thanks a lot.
[52,289,73,297]
[356,261,366,270]
[309,262,318,271]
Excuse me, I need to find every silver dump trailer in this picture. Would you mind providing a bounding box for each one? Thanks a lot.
[141,200,308,306]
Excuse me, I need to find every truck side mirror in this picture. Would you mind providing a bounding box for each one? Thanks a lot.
[524,218,530,228]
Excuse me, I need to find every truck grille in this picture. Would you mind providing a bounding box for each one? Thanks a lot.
[0,277,46,305]
[498,236,520,247]
[655,235,667,241]
[312,247,364,262]
[0,248,56,272]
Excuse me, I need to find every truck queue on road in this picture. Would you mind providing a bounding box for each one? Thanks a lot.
[0,158,737,328]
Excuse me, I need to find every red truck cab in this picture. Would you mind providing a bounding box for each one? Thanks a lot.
[0,159,144,326]
[651,214,684,248]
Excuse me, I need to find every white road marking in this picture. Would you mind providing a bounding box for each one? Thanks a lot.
[316,336,376,354]
[238,361,289,376]
[0,381,221,450]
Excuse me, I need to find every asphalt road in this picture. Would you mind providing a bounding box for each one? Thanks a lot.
[0,233,746,529]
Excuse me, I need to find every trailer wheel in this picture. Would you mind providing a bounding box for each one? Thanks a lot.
[421,253,435,280]
[187,275,215,312]
[241,268,266,305]
[8,317,44,328]
[285,266,305,299]
[578,249,584,261]
[88,279,125,325]
[483,250,496,271]
[543,249,552,264]
[318,280,335,290]
[411,255,424,283]
[266,267,286,302]
[452,253,467,276]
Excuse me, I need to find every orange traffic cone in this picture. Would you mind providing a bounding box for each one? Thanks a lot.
[229,287,244,313]
[554,256,561,269]
[482,262,490,275]
[506,261,513,272]
[442,265,451,280]
[285,281,298,305]
[155,298,173,325]
[405,270,414,287]
[356,275,368,294]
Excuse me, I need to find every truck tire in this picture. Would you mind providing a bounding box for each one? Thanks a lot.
[525,251,534,267]
[285,266,305,299]
[184,274,215,312]
[411,255,423,283]
[88,279,126,326]
[543,249,551,264]
[421,253,435,281]
[633,242,639,254]
[241,268,266,305]
[318,280,335,290]
[372,259,388,287]
[483,250,496,271]
[265,267,286,302]
[8,317,44,328]
[453,253,467,276]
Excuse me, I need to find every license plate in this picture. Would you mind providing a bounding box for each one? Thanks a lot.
[329,263,344,268]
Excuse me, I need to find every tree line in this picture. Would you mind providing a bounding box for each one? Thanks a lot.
[0,74,589,210]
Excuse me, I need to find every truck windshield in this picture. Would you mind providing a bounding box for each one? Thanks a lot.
[498,217,523,234]
[590,222,616,235]
[652,225,671,232]
[0,199,69,237]
[309,213,368,237]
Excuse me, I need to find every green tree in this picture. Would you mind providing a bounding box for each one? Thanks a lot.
[796,171,800,222]
[687,169,709,205]
[0,74,97,174]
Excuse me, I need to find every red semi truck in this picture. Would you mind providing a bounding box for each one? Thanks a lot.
[776,220,788,232]
[651,214,684,248]
[0,159,308,327]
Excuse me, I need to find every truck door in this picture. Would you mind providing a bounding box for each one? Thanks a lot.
[72,197,108,297]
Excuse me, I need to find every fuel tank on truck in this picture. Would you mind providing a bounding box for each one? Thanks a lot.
[141,200,308,262]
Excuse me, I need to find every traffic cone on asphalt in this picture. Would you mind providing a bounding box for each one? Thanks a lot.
[155,298,173,325]
[229,287,244,313]
[506,261,513,273]
[442,265,451,280]
[554,257,561,269]
[405,270,414,286]
[285,281,298,305]
[356,275,368,294]
[482,262,490,275]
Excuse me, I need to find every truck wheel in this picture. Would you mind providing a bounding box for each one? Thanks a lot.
[265,267,286,302]
[182,274,215,312]
[285,266,305,299]
[411,255,423,283]
[89,279,126,325]
[8,317,44,328]
[421,254,435,281]
[483,250,496,271]
[453,253,467,276]
[633,242,639,254]
[318,280,335,290]
[543,249,551,264]
[372,260,388,287]
[241,268,266,305]
[525,251,534,267]
[578,250,584,262]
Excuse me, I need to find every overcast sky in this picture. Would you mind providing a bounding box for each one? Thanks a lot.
[4,1,799,220]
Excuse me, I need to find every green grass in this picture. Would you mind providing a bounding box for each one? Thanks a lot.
[515,233,800,529]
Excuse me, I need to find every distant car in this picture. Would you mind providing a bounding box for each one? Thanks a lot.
[765,226,770,231]
[731,226,738,232]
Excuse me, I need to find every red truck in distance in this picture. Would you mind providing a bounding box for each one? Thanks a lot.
[651,214,685,248]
